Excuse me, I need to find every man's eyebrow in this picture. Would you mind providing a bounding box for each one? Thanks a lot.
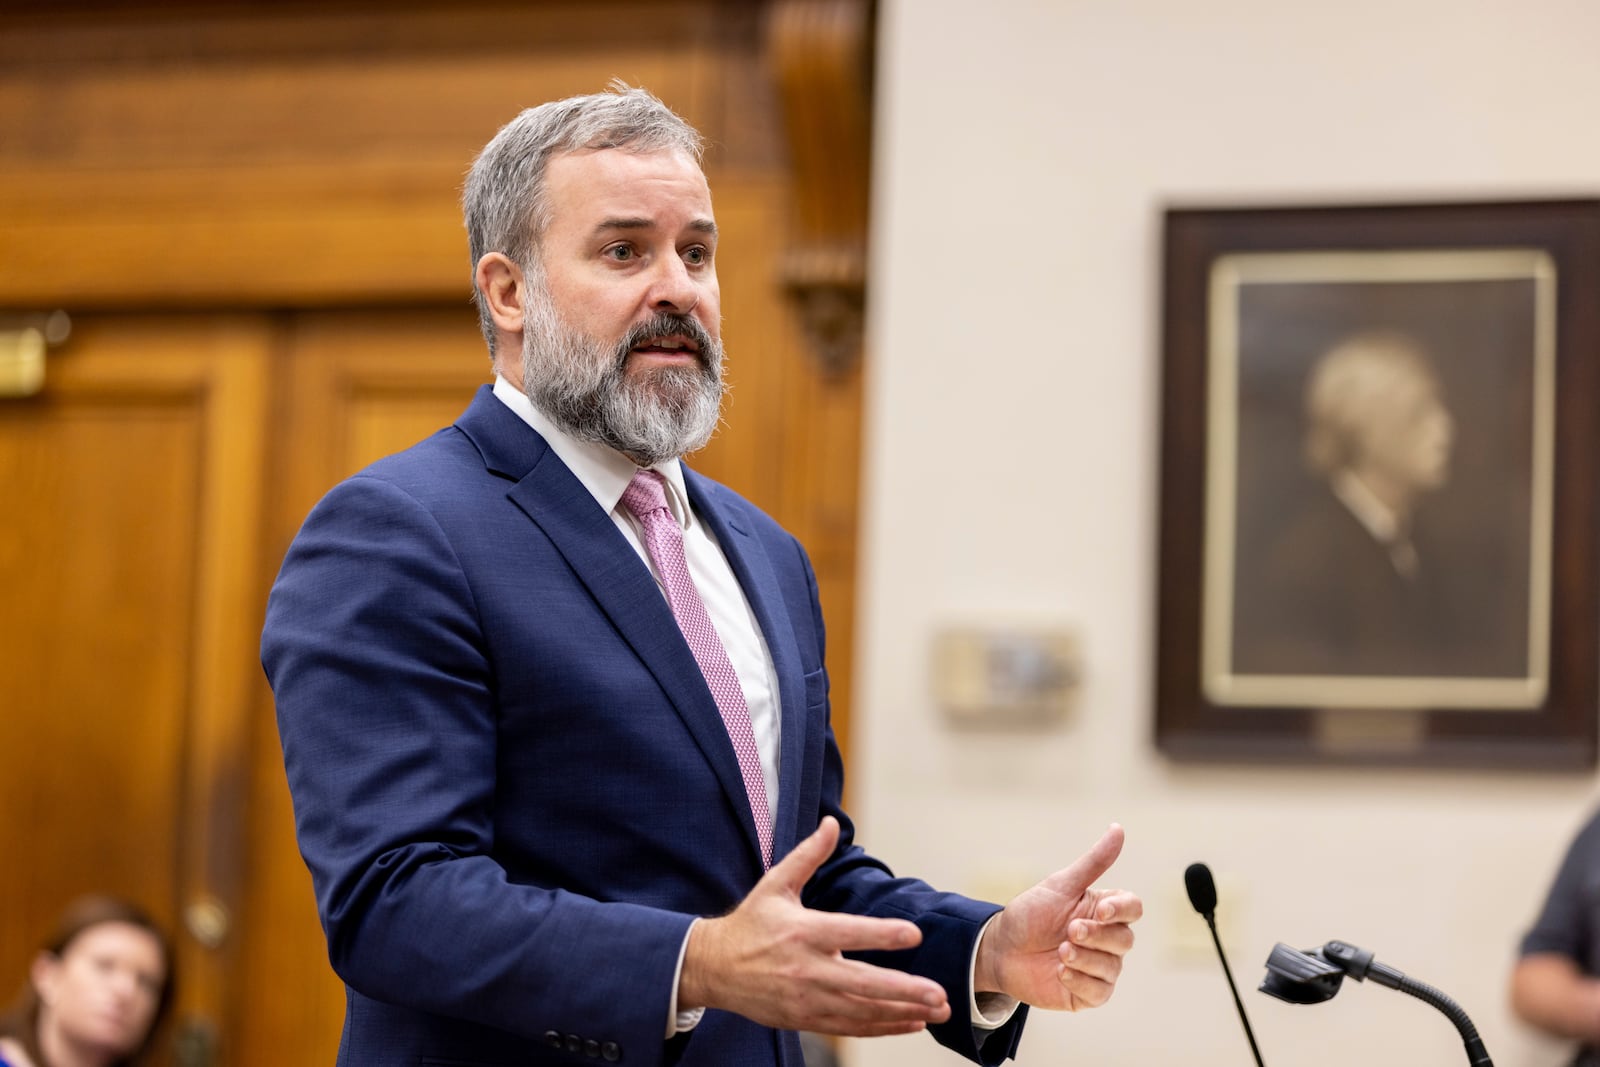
[592,217,718,237]
[594,216,651,233]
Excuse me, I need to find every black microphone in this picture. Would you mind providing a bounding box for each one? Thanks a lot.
[1185,862,1266,1067]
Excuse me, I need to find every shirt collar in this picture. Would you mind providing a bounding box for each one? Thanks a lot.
[1330,468,1401,544]
[491,375,694,529]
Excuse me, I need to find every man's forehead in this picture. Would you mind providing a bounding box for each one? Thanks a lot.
[546,146,709,190]
[544,147,714,231]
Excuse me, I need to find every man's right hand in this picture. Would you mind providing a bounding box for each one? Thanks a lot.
[678,816,953,1036]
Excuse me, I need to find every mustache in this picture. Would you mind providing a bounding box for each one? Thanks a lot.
[616,313,717,364]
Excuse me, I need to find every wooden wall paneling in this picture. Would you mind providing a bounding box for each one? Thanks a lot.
[0,314,272,1062]
[268,309,491,527]
[768,0,874,379]
[0,1,767,308]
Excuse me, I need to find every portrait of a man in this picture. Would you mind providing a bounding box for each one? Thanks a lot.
[1203,249,1553,708]
[1234,330,1459,676]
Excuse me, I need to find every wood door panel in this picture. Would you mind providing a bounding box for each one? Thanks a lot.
[0,314,272,1058]
[276,309,491,522]
[0,397,195,928]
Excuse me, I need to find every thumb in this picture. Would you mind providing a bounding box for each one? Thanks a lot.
[1044,822,1125,896]
[762,815,840,896]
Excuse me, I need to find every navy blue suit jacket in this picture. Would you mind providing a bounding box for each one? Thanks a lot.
[262,386,1027,1065]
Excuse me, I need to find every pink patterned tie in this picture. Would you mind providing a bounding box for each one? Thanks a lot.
[621,469,773,867]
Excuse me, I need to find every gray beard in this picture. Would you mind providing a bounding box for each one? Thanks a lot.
[520,297,726,467]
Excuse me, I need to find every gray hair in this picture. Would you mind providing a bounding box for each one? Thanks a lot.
[461,82,706,354]
[1303,330,1439,475]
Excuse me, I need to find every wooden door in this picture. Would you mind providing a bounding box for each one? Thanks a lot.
[0,314,272,1061]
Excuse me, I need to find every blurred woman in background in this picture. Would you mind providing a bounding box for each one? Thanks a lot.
[0,896,173,1067]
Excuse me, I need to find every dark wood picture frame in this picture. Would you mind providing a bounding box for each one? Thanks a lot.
[1155,199,1600,768]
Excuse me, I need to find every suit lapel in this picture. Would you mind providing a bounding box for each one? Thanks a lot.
[684,469,807,863]
[455,388,765,866]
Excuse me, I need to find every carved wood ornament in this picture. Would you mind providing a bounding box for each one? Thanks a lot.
[768,0,875,380]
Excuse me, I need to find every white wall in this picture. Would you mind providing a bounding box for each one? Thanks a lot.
[851,2,1600,1065]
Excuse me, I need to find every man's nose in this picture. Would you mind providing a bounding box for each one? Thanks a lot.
[647,254,699,314]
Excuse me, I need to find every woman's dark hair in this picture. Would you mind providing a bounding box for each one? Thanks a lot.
[0,895,176,1067]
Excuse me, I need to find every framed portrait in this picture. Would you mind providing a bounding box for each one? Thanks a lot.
[1155,199,1600,768]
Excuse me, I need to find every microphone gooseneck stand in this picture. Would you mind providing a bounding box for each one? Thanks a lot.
[1259,939,1493,1067]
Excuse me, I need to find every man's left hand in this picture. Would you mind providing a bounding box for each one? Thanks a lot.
[972,823,1142,1011]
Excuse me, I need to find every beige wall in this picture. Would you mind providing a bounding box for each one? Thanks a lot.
[852,1,1600,1065]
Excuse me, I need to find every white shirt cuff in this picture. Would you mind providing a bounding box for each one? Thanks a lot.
[970,913,1020,1029]
[668,918,706,1037]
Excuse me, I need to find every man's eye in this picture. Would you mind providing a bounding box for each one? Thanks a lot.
[604,245,634,262]
[683,246,708,265]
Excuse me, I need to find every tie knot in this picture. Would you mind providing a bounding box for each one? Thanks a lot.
[621,468,672,522]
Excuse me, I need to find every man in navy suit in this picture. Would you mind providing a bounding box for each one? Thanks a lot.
[262,84,1141,1066]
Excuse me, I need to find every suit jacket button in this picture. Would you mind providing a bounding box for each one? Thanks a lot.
[602,1041,621,1062]
[584,1038,600,1057]
[565,1034,583,1053]
[544,1031,562,1049]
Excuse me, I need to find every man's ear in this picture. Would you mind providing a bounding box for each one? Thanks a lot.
[475,251,527,344]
